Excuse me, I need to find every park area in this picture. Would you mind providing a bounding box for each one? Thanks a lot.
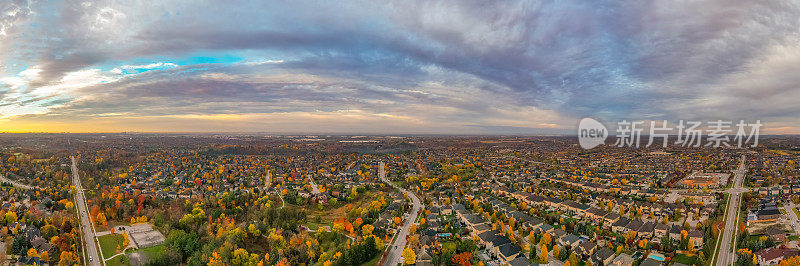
[97,232,166,266]
[98,234,127,259]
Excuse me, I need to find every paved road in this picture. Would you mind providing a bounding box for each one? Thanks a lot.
[379,162,422,266]
[783,204,800,233]
[715,155,747,266]
[72,156,102,266]
[0,174,36,190]
[308,175,320,194]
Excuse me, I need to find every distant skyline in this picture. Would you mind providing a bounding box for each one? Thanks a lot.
[2,1,800,134]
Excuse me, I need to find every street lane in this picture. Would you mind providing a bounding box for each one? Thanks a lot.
[379,162,422,266]
[715,155,747,266]
[72,156,102,266]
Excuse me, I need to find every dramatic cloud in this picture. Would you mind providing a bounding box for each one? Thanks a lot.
[1,0,799,133]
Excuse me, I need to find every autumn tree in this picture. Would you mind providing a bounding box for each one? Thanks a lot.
[232,248,250,266]
[402,248,416,265]
[95,212,107,227]
[394,217,402,227]
[453,252,472,266]
[539,244,548,263]
[208,252,224,266]
[569,253,578,266]
[362,224,374,236]
[27,248,39,257]
[57,251,74,266]
[122,233,130,247]
[553,245,560,259]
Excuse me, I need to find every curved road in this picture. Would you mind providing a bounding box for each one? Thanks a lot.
[72,156,103,266]
[379,162,422,266]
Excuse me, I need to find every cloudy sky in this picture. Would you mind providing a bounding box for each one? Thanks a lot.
[1,0,800,134]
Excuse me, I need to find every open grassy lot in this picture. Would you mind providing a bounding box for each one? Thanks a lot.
[105,254,130,266]
[308,190,390,223]
[98,234,125,259]
[134,244,167,259]
[672,253,699,265]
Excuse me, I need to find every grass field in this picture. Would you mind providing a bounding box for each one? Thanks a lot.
[672,253,699,265]
[307,222,332,230]
[442,241,457,253]
[98,234,125,259]
[308,191,389,223]
[137,244,167,259]
[105,254,130,266]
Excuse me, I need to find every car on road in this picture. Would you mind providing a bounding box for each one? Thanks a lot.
[89,256,93,261]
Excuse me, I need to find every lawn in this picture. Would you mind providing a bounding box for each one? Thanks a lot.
[672,253,699,265]
[361,253,382,266]
[442,241,457,253]
[308,191,389,223]
[307,222,332,231]
[98,234,125,259]
[135,244,167,259]
[121,244,167,263]
[105,254,130,266]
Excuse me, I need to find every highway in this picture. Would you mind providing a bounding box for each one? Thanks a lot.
[72,156,102,266]
[379,162,422,266]
[714,155,747,266]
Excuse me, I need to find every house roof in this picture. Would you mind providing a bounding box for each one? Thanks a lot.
[577,241,597,253]
[592,247,615,262]
[498,243,522,258]
[640,257,663,266]
[473,223,492,232]
[612,217,630,227]
[560,234,580,245]
[611,253,634,265]
[755,246,800,262]
[655,223,668,230]
[508,256,533,266]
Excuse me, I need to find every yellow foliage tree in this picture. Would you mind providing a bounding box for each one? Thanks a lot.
[122,233,130,247]
[539,244,548,263]
[209,252,224,266]
[362,224,374,236]
[402,248,416,265]
[553,245,560,259]
[27,248,39,257]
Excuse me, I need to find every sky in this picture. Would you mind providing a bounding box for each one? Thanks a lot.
[1,0,800,134]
